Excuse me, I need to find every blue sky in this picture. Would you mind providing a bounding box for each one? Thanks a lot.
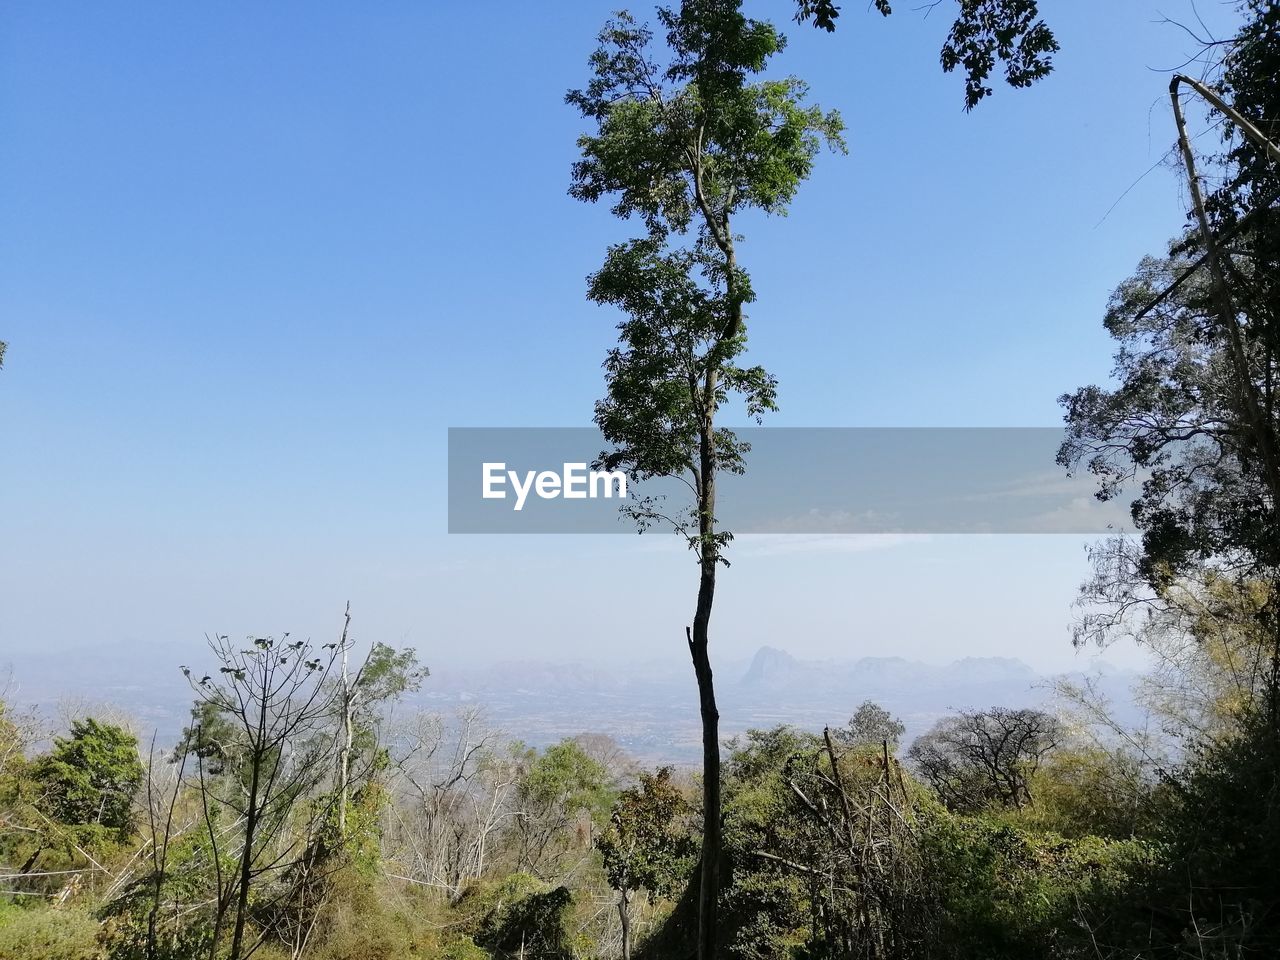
[0,1,1245,681]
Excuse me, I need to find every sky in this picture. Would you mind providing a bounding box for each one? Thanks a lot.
[0,1,1248,683]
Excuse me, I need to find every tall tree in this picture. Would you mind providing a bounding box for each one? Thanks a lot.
[1059,1,1280,687]
[567,4,844,955]
[1056,6,1280,952]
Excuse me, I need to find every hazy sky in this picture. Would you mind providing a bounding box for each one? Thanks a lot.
[0,1,1244,680]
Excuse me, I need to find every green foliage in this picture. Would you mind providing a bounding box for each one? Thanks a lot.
[568,0,843,546]
[480,884,576,959]
[511,738,614,876]
[98,824,235,960]
[1018,743,1162,841]
[0,699,29,807]
[792,0,1058,110]
[305,892,421,960]
[643,723,1164,960]
[570,10,842,951]
[723,727,938,959]
[338,775,389,871]
[835,701,905,752]
[343,642,428,766]
[1058,247,1269,588]
[598,766,697,898]
[438,936,489,960]
[1050,11,1280,953]
[33,719,142,835]
[1141,708,1280,955]
[920,810,1158,959]
[335,640,426,847]
[354,643,427,705]
[1205,0,1280,309]
[643,725,940,959]
[0,902,103,960]
[587,238,775,485]
[1059,2,1280,594]
[296,870,478,960]
[174,699,244,776]
[568,5,843,236]
[453,872,578,960]
[520,740,611,823]
[937,1,1058,110]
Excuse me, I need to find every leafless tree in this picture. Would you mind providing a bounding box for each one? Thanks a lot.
[571,732,636,787]
[907,707,1061,812]
[182,632,341,960]
[386,708,509,896]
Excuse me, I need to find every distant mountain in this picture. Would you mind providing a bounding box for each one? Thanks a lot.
[411,646,1140,764]
[947,656,1039,685]
[737,649,1041,700]
[741,646,803,685]
[847,657,924,688]
[5,642,1140,767]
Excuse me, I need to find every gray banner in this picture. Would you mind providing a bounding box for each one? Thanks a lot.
[447,427,1129,534]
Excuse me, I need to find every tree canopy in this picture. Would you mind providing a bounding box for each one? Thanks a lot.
[34,718,142,834]
[792,0,1058,110]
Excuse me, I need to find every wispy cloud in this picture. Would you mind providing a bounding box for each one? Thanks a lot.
[949,469,1096,502]
[734,533,930,558]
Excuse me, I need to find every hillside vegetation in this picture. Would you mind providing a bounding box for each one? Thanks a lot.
[1,583,1278,959]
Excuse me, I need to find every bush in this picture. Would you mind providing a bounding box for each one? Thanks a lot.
[921,810,1158,959]
[453,872,577,959]
[302,873,441,960]
[438,935,489,960]
[0,902,104,960]
[1145,709,1280,956]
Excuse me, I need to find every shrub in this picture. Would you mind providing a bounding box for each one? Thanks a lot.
[921,809,1159,959]
[454,872,577,959]
[0,902,104,960]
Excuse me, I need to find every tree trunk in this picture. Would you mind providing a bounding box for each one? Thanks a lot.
[690,617,720,960]
[619,886,632,960]
[230,682,269,960]
[1170,77,1280,506]
[337,602,353,840]
[229,760,260,960]
[691,416,721,960]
